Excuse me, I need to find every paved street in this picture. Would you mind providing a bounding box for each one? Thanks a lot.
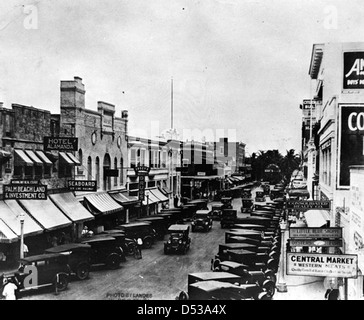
[20,199,247,300]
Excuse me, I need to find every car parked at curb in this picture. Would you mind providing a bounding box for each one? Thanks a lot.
[164,224,191,254]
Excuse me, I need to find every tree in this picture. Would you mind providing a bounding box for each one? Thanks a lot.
[279,149,301,182]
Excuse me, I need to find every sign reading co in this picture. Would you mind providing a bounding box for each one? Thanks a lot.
[43,137,78,151]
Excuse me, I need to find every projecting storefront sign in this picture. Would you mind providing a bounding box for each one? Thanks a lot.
[287,253,358,278]
[289,227,342,239]
[3,184,47,200]
[133,165,151,176]
[43,137,78,151]
[289,239,343,247]
[338,105,364,187]
[343,52,364,89]
[68,180,97,192]
[286,200,331,210]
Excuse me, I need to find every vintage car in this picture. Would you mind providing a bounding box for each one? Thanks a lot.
[241,198,254,213]
[44,243,92,280]
[191,210,213,232]
[159,209,185,225]
[97,229,137,256]
[178,272,269,300]
[225,229,265,242]
[211,203,225,220]
[241,188,253,198]
[234,216,277,228]
[214,261,276,298]
[116,222,157,248]
[221,197,233,209]
[4,253,71,295]
[186,199,209,210]
[164,224,191,254]
[220,209,238,229]
[261,183,271,196]
[255,189,266,202]
[180,204,198,220]
[137,216,168,240]
[80,235,126,270]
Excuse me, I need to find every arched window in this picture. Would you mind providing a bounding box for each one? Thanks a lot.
[103,153,111,191]
[114,157,118,187]
[87,156,92,180]
[78,149,83,175]
[120,158,124,185]
[96,157,100,190]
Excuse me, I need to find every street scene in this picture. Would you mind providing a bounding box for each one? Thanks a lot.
[0,0,364,304]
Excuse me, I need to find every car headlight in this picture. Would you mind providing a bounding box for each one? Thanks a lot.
[168,240,171,244]
[191,221,195,225]
[205,222,209,225]
[179,240,182,244]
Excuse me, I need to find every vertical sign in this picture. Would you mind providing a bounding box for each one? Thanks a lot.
[338,105,364,187]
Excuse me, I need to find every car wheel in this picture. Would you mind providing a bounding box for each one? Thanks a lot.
[76,263,90,280]
[55,273,68,292]
[263,279,276,297]
[143,237,153,249]
[127,243,135,256]
[257,291,271,300]
[164,247,169,255]
[178,291,189,300]
[212,259,221,271]
[106,254,121,270]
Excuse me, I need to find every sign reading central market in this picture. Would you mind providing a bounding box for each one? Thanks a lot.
[287,253,358,278]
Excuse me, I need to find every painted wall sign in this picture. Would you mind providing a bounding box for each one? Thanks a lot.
[43,137,78,151]
[3,184,47,200]
[68,180,97,192]
[286,200,331,210]
[289,239,343,247]
[287,253,358,278]
[289,227,342,239]
[343,52,364,89]
[338,105,364,187]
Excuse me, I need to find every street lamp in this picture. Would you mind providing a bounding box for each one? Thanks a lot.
[276,219,288,292]
[19,212,25,259]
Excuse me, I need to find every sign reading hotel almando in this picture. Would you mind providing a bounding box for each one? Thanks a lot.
[287,253,358,278]
[68,180,97,192]
[289,227,342,239]
[43,137,78,151]
[3,184,47,200]
[286,200,331,210]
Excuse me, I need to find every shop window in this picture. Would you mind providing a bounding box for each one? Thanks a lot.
[44,165,51,177]
[34,166,42,179]
[58,164,72,178]
[13,165,22,178]
[24,166,33,178]
[77,149,84,175]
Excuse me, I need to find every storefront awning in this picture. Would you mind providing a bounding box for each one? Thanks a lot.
[35,150,53,165]
[109,192,139,206]
[59,152,74,165]
[1,200,44,237]
[142,190,160,206]
[304,210,330,228]
[0,219,18,243]
[150,188,169,202]
[83,193,123,216]
[287,188,310,198]
[66,152,81,165]
[25,150,43,166]
[49,192,94,223]
[19,199,73,231]
[14,149,33,166]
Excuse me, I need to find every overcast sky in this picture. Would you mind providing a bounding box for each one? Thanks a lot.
[1,0,364,155]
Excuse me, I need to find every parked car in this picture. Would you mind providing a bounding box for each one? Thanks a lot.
[214,261,276,298]
[211,203,225,220]
[220,209,237,229]
[80,235,126,270]
[178,272,269,300]
[137,216,168,240]
[97,229,136,256]
[255,189,266,202]
[164,224,191,254]
[4,253,71,295]
[241,188,252,198]
[220,197,233,209]
[186,199,209,210]
[44,243,91,280]
[241,198,254,213]
[180,204,198,220]
[191,210,213,232]
[116,222,157,249]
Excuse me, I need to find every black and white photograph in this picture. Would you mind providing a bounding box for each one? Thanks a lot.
[0,0,364,306]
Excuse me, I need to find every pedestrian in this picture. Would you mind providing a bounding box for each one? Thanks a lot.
[136,237,143,259]
[325,281,340,300]
[2,278,18,300]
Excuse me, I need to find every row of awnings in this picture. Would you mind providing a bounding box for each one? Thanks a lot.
[14,149,80,166]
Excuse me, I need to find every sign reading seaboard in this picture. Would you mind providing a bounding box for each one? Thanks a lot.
[287,253,358,278]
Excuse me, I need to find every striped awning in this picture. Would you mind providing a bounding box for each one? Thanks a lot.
[83,192,123,216]
[66,152,81,165]
[14,149,33,166]
[2,200,44,237]
[25,150,43,165]
[142,190,160,206]
[150,188,169,202]
[59,152,74,165]
[0,219,18,243]
[19,198,73,231]
[36,150,53,165]
[109,192,139,206]
[49,192,94,223]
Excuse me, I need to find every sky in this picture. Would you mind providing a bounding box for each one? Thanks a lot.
[1,0,364,156]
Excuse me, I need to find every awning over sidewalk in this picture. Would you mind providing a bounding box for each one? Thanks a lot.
[83,193,123,216]
[109,191,139,206]
[1,200,44,237]
[49,192,94,223]
[150,188,169,202]
[24,150,43,166]
[0,219,18,243]
[35,150,53,165]
[19,199,73,231]
[304,210,330,228]
[142,190,160,206]
[288,188,310,198]
[14,149,33,166]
